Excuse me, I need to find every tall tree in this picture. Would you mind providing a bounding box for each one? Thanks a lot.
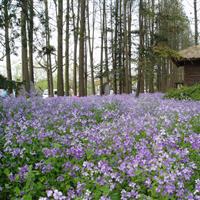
[72,0,80,96]
[128,0,133,93]
[3,0,12,82]
[21,0,30,92]
[28,0,34,83]
[103,0,109,84]
[56,0,64,96]
[194,0,198,45]
[100,0,104,95]
[123,0,129,93]
[65,0,70,96]
[44,0,54,97]
[136,0,144,97]
[79,0,86,96]
[113,0,119,94]
[87,0,96,95]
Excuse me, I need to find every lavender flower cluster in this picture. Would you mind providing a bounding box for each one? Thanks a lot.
[0,94,200,199]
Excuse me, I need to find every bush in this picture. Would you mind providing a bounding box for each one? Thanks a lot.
[164,84,200,100]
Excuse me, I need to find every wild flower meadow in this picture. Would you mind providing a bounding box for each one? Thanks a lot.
[0,94,200,200]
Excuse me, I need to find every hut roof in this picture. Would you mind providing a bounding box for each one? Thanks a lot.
[172,45,200,66]
[178,45,200,60]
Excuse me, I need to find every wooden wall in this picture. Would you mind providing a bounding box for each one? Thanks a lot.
[184,63,200,86]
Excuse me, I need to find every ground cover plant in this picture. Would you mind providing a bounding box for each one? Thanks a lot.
[0,94,200,200]
[164,84,200,101]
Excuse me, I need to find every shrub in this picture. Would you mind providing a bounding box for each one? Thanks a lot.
[164,84,200,101]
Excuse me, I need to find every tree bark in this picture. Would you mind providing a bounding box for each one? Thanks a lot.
[79,0,86,96]
[28,0,34,83]
[87,0,96,95]
[57,0,64,96]
[113,0,119,94]
[44,0,54,97]
[128,0,133,93]
[103,0,109,84]
[4,0,12,82]
[123,0,129,94]
[136,0,144,97]
[194,0,198,45]
[21,0,30,93]
[65,0,70,96]
[72,0,80,96]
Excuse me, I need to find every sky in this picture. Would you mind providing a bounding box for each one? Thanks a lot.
[183,0,200,30]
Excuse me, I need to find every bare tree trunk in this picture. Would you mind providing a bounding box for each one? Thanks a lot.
[44,0,53,97]
[119,0,123,94]
[128,0,133,93]
[113,0,118,94]
[21,0,30,93]
[57,0,64,96]
[28,0,34,83]
[110,0,115,93]
[87,0,95,95]
[79,0,86,96]
[84,36,87,96]
[65,0,70,96]
[72,0,80,96]
[136,0,144,97]
[194,0,198,45]
[4,0,12,82]
[103,0,109,83]
[100,1,104,95]
[149,0,155,93]
[123,0,129,94]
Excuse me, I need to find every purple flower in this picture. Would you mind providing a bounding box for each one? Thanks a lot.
[69,146,84,159]
[18,165,29,181]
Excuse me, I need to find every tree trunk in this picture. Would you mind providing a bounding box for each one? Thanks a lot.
[87,0,95,95]
[136,0,144,97]
[79,0,86,96]
[28,0,34,83]
[84,36,88,96]
[72,0,80,96]
[123,0,129,94]
[119,0,123,94]
[103,0,109,84]
[128,0,133,93]
[21,0,30,93]
[194,0,198,45]
[113,0,118,94]
[65,0,70,96]
[100,1,104,95]
[4,0,12,82]
[57,0,64,96]
[44,0,54,97]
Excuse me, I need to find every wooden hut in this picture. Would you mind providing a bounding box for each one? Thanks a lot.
[173,45,200,86]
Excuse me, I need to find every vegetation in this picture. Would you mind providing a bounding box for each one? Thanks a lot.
[0,74,23,94]
[0,94,200,199]
[165,84,200,101]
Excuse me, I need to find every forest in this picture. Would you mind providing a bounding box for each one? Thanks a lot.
[0,0,196,96]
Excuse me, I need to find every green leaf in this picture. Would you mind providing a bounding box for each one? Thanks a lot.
[14,187,21,195]
[23,194,32,200]
[4,168,10,176]
[101,185,110,195]
[110,192,121,200]
[93,190,102,199]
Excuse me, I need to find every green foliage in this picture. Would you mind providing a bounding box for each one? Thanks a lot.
[164,84,200,101]
[35,79,48,91]
[153,45,181,59]
[0,74,23,93]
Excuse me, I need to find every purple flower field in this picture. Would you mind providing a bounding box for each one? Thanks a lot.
[0,94,200,200]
